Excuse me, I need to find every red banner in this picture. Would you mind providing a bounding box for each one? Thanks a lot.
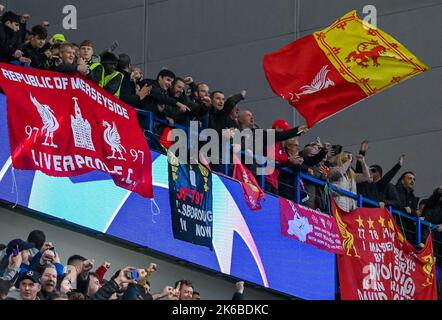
[280,198,344,254]
[233,156,265,211]
[333,199,437,300]
[0,63,153,198]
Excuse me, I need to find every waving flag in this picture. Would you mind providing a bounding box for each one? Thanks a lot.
[263,11,429,127]
[233,155,265,211]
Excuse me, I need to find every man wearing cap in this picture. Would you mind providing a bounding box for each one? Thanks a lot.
[265,119,294,194]
[88,52,125,98]
[50,33,66,45]
[100,52,124,98]
[7,270,41,300]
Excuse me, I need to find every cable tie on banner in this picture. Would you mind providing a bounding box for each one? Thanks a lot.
[150,198,160,223]
[10,167,18,208]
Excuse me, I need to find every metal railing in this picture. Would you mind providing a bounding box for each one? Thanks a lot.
[137,109,438,249]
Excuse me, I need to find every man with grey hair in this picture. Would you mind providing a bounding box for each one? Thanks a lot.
[239,110,256,130]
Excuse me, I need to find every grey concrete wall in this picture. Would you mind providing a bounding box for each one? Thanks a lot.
[8,0,147,67]
[0,205,283,300]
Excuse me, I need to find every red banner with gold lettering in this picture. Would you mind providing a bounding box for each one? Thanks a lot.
[333,199,437,300]
[0,62,153,198]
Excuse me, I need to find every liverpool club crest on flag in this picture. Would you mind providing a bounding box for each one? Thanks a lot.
[0,62,153,198]
[263,11,429,127]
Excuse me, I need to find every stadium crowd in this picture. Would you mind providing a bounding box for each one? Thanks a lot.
[0,7,441,299]
[0,230,245,300]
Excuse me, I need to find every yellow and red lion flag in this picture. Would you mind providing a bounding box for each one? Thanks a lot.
[263,11,429,127]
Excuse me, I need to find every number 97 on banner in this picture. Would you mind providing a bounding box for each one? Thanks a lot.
[130,149,144,164]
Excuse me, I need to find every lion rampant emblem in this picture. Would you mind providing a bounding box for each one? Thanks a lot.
[346,40,387,68]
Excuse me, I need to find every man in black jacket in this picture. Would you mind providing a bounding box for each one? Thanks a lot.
[21,25,49,69]
[137,70,190,136]
[138,69,189,116]
[117,53,151,107]
[214,90,246,132]
[355,140,402,208]
[208,91,225,129]
[278,137,325,202]
[167,77,211,127]
[359,163,401,209]
[396,171,419,215]
[193,83,212,129]
[395,171,420,240]
[0,11,28,63]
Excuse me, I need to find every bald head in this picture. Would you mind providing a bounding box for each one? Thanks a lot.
[239,111,254,130]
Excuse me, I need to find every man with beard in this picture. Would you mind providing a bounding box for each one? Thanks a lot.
[167,77,208,126]
[38,264,57,299]
[168,280,194,300]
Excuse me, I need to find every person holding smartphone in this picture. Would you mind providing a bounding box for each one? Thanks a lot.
[0,239,35,283]
[329,152,372,212]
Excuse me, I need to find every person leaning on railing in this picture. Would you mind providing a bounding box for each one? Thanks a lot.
[0,11,29,64]
[421,187,442,265]
[20,25,50,69]
[278,137,312,202]
[328,152,372,212]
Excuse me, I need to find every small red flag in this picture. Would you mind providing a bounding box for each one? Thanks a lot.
[233,155,265,211]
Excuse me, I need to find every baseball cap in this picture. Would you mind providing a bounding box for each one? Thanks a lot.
[52,33,66,43]
[18,270,40,284]
[6,239,35,256]
[272,119,291,131]
[100,52,119,65]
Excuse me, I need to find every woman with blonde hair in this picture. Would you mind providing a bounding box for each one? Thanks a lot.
[329,152,372,212]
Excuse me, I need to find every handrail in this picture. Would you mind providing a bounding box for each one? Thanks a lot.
[137,109,438,247]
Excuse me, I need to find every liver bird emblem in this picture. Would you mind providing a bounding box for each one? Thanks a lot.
[335,209,360,257]
[290,65,335,102]
[30,94,59,148]
[102,120,126,160]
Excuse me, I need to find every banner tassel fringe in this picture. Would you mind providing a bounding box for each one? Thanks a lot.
[10,167,18,208]
[150,198,160,223]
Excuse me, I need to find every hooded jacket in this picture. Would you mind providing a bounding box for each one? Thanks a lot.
[0,24,20,62]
